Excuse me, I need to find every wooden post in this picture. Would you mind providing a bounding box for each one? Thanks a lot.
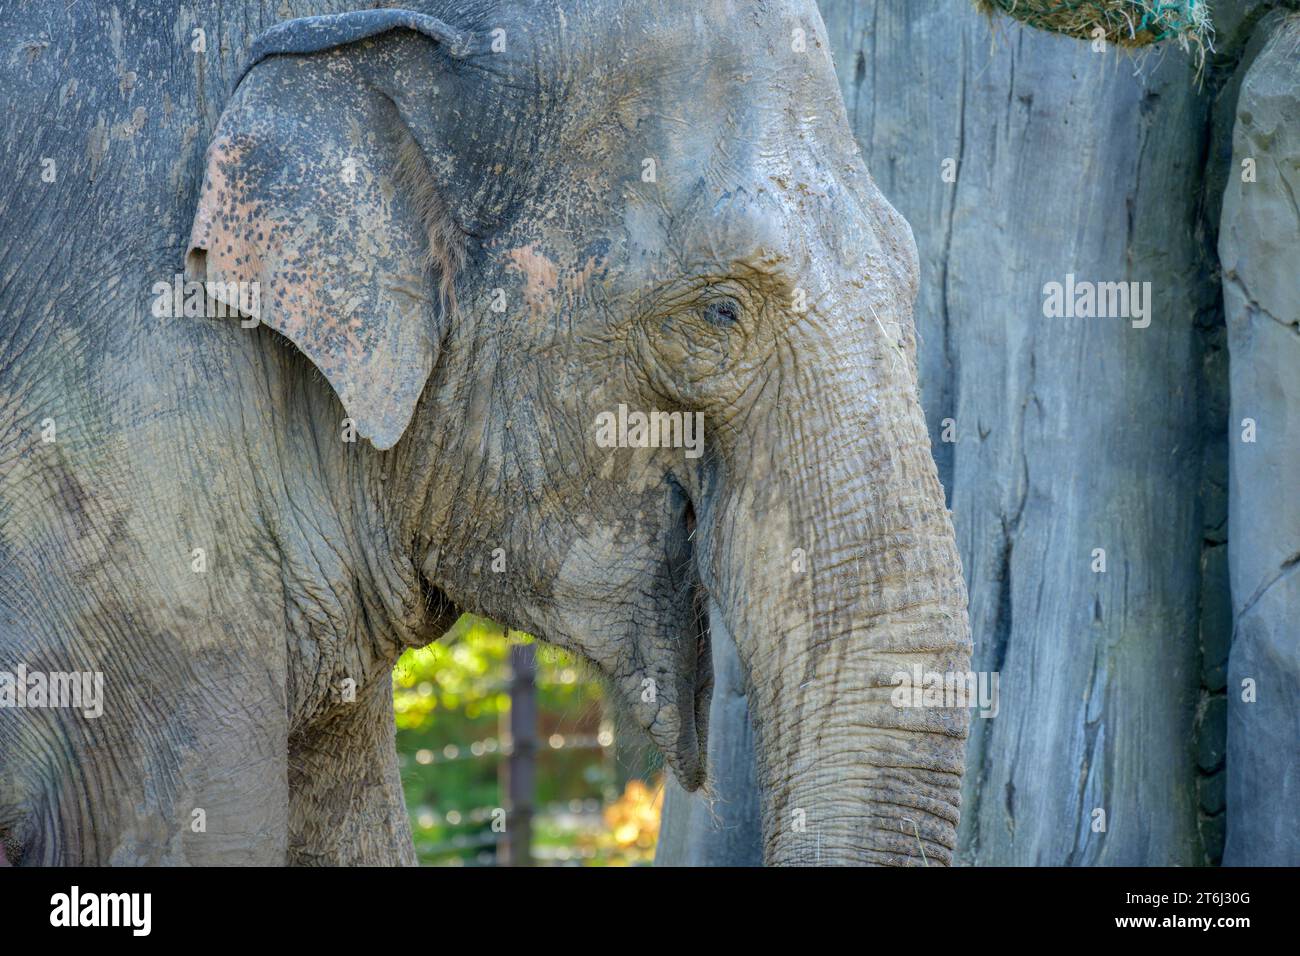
[499,639,537,866]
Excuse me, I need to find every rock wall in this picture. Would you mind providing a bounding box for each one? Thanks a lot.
[1218,11,1300,867]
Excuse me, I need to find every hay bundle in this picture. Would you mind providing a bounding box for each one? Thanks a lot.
[975,0,1212,50]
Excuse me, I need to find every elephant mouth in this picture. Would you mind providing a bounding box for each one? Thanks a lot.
[670,502,713,792]
[684,581,715,788]
[656,581,712,793]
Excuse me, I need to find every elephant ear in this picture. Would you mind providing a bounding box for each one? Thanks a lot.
[186,12,466,450]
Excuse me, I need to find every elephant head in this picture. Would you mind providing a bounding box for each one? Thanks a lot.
[186,1,972,865]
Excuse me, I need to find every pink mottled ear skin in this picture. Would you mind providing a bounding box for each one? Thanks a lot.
[185,55,441,450]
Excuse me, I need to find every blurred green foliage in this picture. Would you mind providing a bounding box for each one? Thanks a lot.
[393,614,660,865]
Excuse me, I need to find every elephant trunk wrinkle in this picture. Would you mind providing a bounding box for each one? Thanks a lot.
[707,360,971,866]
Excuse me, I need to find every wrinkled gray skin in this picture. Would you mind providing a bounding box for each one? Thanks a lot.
[0,0,970,865]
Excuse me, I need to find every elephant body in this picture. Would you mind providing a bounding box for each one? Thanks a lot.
[6,0,457,867]
[0,0,971,865]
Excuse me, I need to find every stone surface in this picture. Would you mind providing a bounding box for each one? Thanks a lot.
[824,0,1222,867]
[1217,11,1300,867]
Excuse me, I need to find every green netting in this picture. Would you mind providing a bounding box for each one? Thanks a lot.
[975,0,1212,49]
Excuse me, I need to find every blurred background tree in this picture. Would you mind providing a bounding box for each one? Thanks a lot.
[393,615,662,865]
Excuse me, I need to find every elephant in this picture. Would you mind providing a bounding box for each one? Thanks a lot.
[0,0,971,866]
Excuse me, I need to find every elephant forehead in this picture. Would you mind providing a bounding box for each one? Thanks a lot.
[566,0,831,76]
[614,176,894,292]
[494,191,897,319]
[488,1,902,301]
[550,0,852,161]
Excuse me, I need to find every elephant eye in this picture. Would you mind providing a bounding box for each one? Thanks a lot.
[701,298,740,327]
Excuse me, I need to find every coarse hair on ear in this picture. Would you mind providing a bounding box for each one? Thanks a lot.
[185,10,472,450]
[393,133,464,316]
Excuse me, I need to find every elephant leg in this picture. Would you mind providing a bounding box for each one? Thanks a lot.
[150,680,291,866]
[287,678,415,866]
[0,635,291,866]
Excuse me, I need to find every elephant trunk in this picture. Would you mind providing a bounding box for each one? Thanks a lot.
[701,323,972,866]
